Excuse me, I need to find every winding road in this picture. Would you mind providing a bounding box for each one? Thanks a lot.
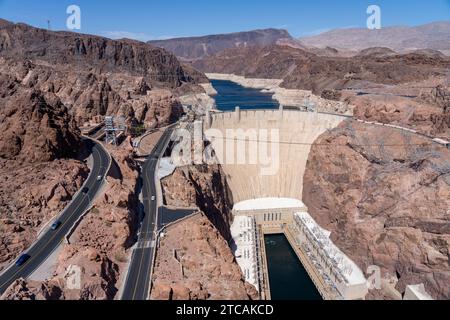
[121,127,174,300]
[0,139,111,294]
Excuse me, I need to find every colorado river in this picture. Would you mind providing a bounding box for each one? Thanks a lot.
[211,79,279,111]
[265,234,322,300]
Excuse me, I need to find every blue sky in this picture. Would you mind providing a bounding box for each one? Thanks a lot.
[0,0,449,40]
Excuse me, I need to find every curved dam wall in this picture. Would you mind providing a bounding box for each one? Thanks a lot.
[204,109,348,203]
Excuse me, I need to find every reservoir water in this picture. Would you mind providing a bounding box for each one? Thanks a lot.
[265,234,322,300]
[211,79,279,111]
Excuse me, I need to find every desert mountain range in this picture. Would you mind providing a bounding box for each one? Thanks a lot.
[148,28,293,61]
[299,21,450,55]
[149,21,450,60]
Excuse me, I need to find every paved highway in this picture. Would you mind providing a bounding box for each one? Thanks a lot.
[121,127,174,300]
[0,139,111,294]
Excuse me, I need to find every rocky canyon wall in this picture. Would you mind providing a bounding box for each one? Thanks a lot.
[303,121,450,300]
[0,20,209,127]
[0,65,88,272]
[151,213,258,300]
[161,164,234,240]
[154,164,259,300]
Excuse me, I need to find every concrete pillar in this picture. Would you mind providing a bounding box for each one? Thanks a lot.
[235,106,241,123]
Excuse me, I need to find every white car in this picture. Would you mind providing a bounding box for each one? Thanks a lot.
[151,196,156,201]
[97,175,102,181]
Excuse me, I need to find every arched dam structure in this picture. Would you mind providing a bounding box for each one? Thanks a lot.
[198,107,370,300]
[204,107,349,203]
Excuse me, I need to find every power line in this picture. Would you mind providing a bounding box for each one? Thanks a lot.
[205,136,444,148]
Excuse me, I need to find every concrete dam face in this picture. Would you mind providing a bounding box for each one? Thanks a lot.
[204,109,348,203]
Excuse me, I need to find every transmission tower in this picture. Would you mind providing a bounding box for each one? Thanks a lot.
[104,116,127,146]
[105,116,116,145]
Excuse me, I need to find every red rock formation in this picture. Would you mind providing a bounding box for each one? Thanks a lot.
[350,88,450,140]
[0,159,88,272]
[52,246,120,300]
[0,279,64,300]
[0,21,203,87]
[161,164,234,240]
[151,214,258,300]
[0,20,208,127]
[303,121,450,300]
[0,72,81,162]
[0,68,88,271]
[156,164,260,300]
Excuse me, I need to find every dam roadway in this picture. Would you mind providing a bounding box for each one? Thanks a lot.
[0,139,111,294]
[121,127,174,300]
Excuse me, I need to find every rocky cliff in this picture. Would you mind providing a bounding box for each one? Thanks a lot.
[0,159,88,272]
[0,71,81,162]
[0,67,88,271]
[0,279,64,300]
[351,86,450,140]
[155,164,259,300]
[0,20,208,126]
[151,213,258,300]
[303,120,450,300]
[161,164,234,240]
[0,21,199,87]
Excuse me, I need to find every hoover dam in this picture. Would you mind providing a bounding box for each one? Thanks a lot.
[204,107,348,202]
[198,103,369,300]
